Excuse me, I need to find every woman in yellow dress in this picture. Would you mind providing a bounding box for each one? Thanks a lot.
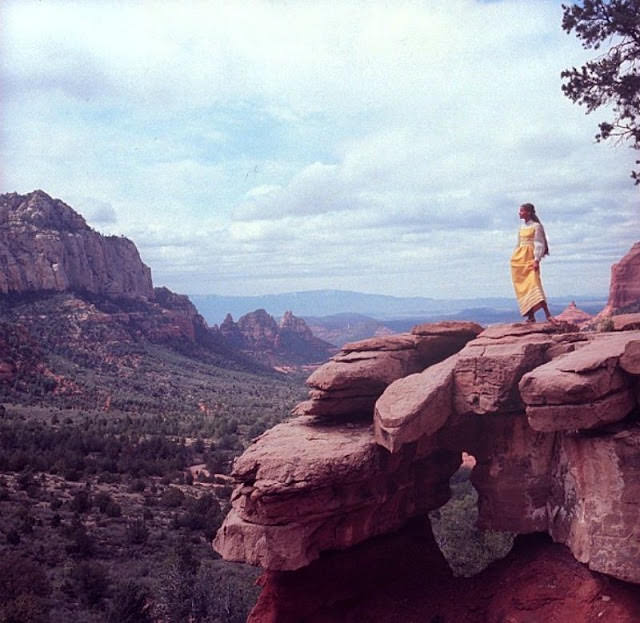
[510,203,555,323]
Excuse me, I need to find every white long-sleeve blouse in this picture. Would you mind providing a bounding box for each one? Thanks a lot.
[518,220,547,261]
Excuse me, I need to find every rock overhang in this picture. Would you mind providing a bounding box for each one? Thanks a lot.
[214,321,640,585]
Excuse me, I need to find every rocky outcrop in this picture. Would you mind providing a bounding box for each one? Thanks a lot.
[0,191,153,298]
[249,528,640,623]
[236,309,280,348]
[294,321,482,418]
[612,312,640,331]
[214,322,640,597]
[548,426,640,584]
[151,286,211,344]
[0,288,266,405]
[451,322,582,417]
[520,332,640,432]
[214,416,459,570]
[555,300,593,325]
[280,310,313,338]
[602,241,640,315]
[219,309,335,367]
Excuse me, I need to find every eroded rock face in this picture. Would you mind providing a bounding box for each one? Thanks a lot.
[374,323,584,453]
[214,415,459,570]
[249,530,640,623]
[218,309,335,367]
[0,191,153,298]
[295,322,481,419]
[602,241,640,315]
[374,357,456,452]
[453,322,580,416]
[613,312,640,332]
[520,332,640,432]
[468,413,555,533]
[214,321,640,593]
[549,425,640,583]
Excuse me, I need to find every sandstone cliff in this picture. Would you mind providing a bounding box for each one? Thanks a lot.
[214,320,640,620]
[602,241,640,315]
[219,309,335,367]
[0,190,153,298]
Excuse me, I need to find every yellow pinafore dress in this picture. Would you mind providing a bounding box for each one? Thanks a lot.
[510,224,547,317]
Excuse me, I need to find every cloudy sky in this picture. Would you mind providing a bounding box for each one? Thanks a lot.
[1,0,638,300]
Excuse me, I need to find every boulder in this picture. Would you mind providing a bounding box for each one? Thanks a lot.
[453,325,566,416]
[520,332,640,432]
[374,357,456,452]
[613,313,640,332]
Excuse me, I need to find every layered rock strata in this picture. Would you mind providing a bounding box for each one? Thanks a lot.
[215,322,640,592]
[213,415,460,570]
[549,426,640,583]
[293,321,481,418]
[520,332,640,432]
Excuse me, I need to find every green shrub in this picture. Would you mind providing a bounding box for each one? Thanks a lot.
[70,561,110,608]
[161,487,185,508]
[126,519,149,545]
[107,581,152,623]
[599,316,615,332]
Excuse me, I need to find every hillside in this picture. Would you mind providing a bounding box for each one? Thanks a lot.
[0,192,308,622]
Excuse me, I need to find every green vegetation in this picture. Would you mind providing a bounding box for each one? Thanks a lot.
[0,289,307,621]
[429,468,514,577]
[0,398,293,621]
[0,315,305,623]
[561,0,640,184]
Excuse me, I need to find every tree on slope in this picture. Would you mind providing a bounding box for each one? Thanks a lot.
[561,0,640,183]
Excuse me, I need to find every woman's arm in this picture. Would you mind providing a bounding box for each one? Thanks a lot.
[533,224,546,261]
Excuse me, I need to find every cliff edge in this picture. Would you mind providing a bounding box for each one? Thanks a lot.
[214,320,640,620]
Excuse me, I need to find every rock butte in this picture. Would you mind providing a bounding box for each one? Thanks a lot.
[214,320,640,618]
[602,241,640,316]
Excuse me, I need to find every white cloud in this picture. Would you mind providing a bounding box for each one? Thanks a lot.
[1,0,638,301]
[71,197,118,226]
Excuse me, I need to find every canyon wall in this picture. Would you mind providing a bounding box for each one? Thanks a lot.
[0,190,153,298]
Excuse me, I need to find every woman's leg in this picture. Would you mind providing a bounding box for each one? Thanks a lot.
[525,302,541,322]
[540,302,557,323]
